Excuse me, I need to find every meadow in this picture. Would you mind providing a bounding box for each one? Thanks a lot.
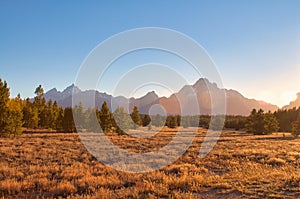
[0,128,300,198]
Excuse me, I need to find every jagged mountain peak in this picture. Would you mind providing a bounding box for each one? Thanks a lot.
[192,78,218,91]
[62,84,81,94]
[47,88,58,94]
[193,78,209,85]
[138,91,158,100]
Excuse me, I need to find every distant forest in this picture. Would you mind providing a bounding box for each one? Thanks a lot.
[1,78,300,137]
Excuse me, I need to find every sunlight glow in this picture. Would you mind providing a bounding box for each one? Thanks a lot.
[280,91,297,107]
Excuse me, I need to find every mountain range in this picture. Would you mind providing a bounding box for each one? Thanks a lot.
[43,78,287,116]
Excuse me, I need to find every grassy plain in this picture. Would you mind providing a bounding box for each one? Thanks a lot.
[0,127,300,198]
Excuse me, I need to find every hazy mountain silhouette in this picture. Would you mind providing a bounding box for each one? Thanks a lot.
[43,78,279,116]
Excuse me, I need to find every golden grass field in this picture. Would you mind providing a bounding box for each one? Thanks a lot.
[1,128,300,198]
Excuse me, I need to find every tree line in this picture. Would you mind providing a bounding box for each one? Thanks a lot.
[244,108,300,137]
[1,78,300,137]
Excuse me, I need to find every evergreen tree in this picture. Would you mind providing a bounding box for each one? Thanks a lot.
[224,115,247,130]
[99,101,112,133]
[274,108,299,132]
[55,107,64,131]
[181,116,190,128]
[246,109,279,135]
[33,85,47,128]
[47,100,55,129]
[246,109,264,135]
[235,117,247,130]
[39,99,55,130]
[112,106,131,135]
[292,113,300,138]
[0,79,10,136]
[73,102,85,131]
[22,98,38,129]
[33,85,44,108]
[6,94,24,136]
[38,98,47,128]
[86,108,101,132]
[85,107,92,130]
[199,115,211,129]
[166,115,177,128]
[152,114,165,127]
[62,107,76,132]
[210,116,225,131]
[52,101,60,129]
[130,106,141,129]
[175,115,181,126]
[141,114,151,126]
[264,111,279,134]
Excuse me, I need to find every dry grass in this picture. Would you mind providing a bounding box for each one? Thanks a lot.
[0,128,300,198]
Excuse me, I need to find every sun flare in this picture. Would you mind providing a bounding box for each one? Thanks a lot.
[280,91,298,108]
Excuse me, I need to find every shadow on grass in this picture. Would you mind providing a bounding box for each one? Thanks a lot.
[252,136,296,141]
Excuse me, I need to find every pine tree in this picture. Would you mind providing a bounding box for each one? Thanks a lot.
[99,101,112,133]
[292,113,300,138]
[274,108,299,132]
[38,98,47,128]
[6,94,24,137]
[62,107,76,132]
[39,99,55,130]
[0,79,10,136]
[130,106,141,129]
[142,114,151,127]
[112,106,131,135]
[166,115,177,128]
[73,102,85,131]
[210,116,224,131]
[264,111,279,135]
[152,114,165,127]
[181,116,190,128]
[246,109,279,135]
[33,85,44,109]
[22,98,38,129]
[47,100,55,129]
[55,107,64,131]
[175,115,181,126]
[86,108,101,132]
[52,101,60,129]
[246,109,264,135]
[33,85,47,128]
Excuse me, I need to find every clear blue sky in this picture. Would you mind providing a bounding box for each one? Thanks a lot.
[1,0,300,107]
